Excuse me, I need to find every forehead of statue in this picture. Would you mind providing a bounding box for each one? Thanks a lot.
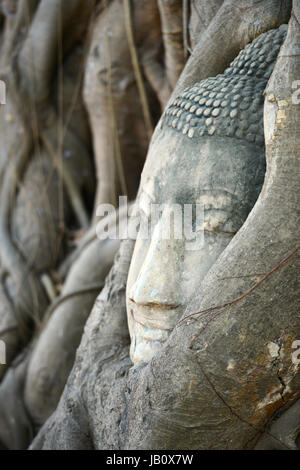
[140,127,264,204]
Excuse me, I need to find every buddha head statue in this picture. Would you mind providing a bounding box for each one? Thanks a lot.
[126,26,287,365]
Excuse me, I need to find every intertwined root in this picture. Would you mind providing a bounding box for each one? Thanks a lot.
[0,50,94,377]
[0,0,186,450]
[24,235,120,427]
[0,210,125,448]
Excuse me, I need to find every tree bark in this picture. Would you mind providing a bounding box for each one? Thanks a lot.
[31,4,299,450]
[0,0,298,451]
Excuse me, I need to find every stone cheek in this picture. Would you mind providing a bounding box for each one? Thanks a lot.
[163,25,287,147]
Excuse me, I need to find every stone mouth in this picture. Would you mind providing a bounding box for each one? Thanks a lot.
[129,300,184,332]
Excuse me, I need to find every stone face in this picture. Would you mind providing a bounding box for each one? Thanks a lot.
[127,131,267,365]
[126,26,287,366]
[163,25,287,145]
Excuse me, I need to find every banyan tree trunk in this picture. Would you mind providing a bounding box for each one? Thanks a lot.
[29,0,299,451]
[0,0,185,449]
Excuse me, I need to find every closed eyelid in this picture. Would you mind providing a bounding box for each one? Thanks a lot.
[196,189,238,198]
[139,189,238,216]
[196,190,238,210]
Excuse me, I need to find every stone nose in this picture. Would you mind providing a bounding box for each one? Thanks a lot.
[129,219,184,308]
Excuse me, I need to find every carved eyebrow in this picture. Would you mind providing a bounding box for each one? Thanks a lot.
[140,175,157,201]
[139,191,153,218]
[195,190,238,210]
[140,185,155,203]
[139,188,238,212]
